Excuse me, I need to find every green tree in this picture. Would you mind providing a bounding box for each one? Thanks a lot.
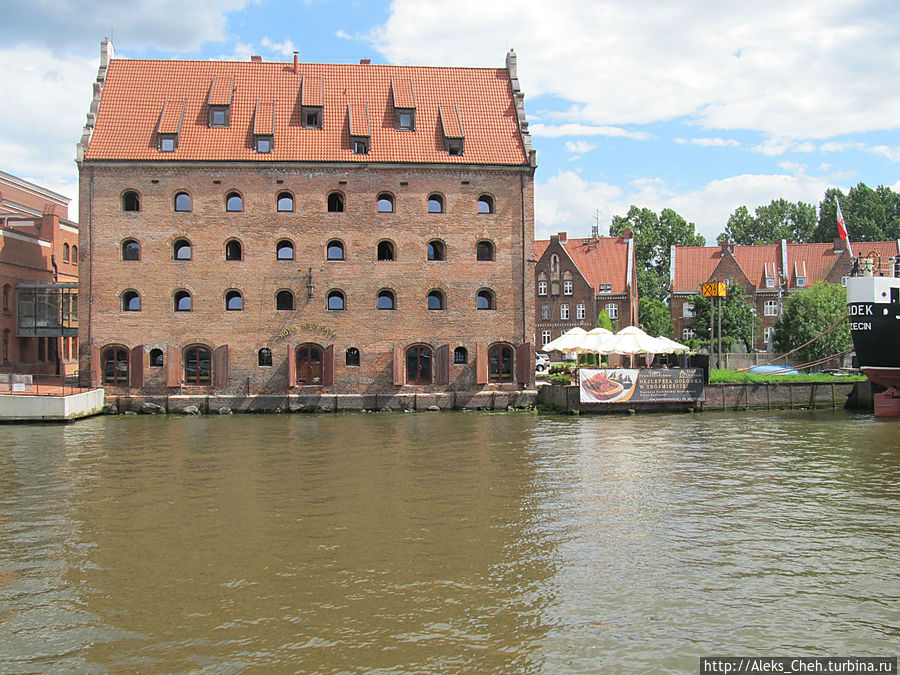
[813,183,900,243]
[638,297,673,337]
[610,206,705,302]
[773,282,851,362]
[688,281,760,352]
[717,199,816,245]
[596,309,613,331]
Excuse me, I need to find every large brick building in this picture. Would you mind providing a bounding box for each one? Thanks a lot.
[534,231,638,349]
[1,170,79,376]
[671,238,900,349]
[76,40,536,396]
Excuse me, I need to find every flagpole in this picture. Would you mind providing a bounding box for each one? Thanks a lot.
[836,197,854,258]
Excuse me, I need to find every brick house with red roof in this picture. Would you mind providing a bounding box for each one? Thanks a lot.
[76,40,537,397]
[670,238,900,350]
[534,231,638,349]
[1,170,79,377]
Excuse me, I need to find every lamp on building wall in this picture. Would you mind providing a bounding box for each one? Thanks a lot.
[306,268,315,298]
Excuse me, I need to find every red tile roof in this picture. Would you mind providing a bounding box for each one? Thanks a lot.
[253,101,275,136]
[85,58,528,165]
[732,244,779,287]
[671,246,726,292]
[535,236,633,294]
[391,76,415,109]
[157,99,184,134]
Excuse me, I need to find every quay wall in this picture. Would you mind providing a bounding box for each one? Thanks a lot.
[538,381,860,414]
[101,390,538,414]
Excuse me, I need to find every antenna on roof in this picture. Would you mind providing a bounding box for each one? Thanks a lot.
[592,209,600,240]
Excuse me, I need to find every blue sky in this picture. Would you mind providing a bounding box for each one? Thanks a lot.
[2,0,899,243]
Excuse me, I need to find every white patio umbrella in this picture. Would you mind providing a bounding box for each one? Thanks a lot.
[652,336,691,353]
[542,327,588,353]
[574,327,614,354]
[598,325,660,355]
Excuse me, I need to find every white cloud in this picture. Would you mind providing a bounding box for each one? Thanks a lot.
[373,0,900,140]
[821,141,900,162]
[530,123,651,140]
[536,168,836,243]
[565,140,596,154]
[260,37,297,57]
[0,0,251,53]
[676,137,740,148]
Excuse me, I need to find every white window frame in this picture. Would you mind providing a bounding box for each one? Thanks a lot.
[605,303,618,320]
[563,280,573,295]
[682,328,696,341]
[560,304,569,320]
[541,330,552,346]
[682,302,694,318]
[576,303,585,320]
[538,281,547,296]
[541,304,550,320]
[764,300,778,317]
[764,326,776,343]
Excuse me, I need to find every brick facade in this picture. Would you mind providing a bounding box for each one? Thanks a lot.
[77,44,536,395]
[1,170,79,376]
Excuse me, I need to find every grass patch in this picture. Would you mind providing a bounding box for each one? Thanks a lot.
[709,369,865,384]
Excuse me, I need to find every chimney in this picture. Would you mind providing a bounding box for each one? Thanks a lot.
[360,58,371,65]
[558,232,567,244]
[250,55,262,62]
[833,237,846,253]
[720,239,734,255]
[293,52,298,74]
[623,228,634,240]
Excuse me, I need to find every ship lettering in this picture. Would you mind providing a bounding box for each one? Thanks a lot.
[849,304,873,316]
[849,322,871,331]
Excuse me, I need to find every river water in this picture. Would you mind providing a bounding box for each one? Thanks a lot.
[0,410,897,673]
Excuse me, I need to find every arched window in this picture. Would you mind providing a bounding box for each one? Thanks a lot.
[63,243,70,262]
[477,194,493,214]
[173,239,191,260]
[226,192,243,212]
[406,345,432,385]
[276,240,294,260]
[454,346,468,364]
[2,284,9,313]
[550,254,559,273]
[377,240,395,261]
[476,289,495,310]
[295,343,323,384]
[225,240,242,261]
[346,347,360,367]
[149,348,164,367]
[327,240,344,260]
[122,190,140,212]
[377,290,395,310]
[174,192,191,212]
[102,346,129,384]
[174,290,192,312]
[72,246,77,264]
[275,290,294,310]
[488,343,514,382]
[121,290,141,311]
[476,240,494,261]
[427,240,445,261]
[225,290,243,311]
[258,348,273,367]
[184,345,211,384]
[122,239,140,260]
[276,192,294,212]
[328,192,344,212]
[427,290,445,310]
[427,194,444,213]
[327,290,345,310]
[377,193,394,213]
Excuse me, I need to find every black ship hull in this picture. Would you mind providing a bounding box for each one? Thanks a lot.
[847,275,900,389]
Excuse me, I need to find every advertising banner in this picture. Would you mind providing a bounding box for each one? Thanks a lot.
[579,368,706,404]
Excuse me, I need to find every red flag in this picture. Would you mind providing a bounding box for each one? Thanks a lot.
[836,197,853,257]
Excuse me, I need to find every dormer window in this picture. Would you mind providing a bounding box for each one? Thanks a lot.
[764,262,777,288]
[255,135,273,153]
[158,134,177,152]
[301,74,325,129]
[207,75,234,128]
[447,138,463,156]
[347,102,371,156]
[439,103,465,157]
[598,283,612,293]
[396,108,415,131]
[352,137,369,155]
[209,105,229,128]
[303,107,322,129]
[794,261,807,287]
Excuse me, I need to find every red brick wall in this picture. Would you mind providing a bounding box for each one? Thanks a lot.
[80,163,534,393]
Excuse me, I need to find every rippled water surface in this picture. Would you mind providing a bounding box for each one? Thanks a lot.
[0,410,897,673]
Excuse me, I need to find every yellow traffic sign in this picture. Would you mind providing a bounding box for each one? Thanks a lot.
[702,282,727,298]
